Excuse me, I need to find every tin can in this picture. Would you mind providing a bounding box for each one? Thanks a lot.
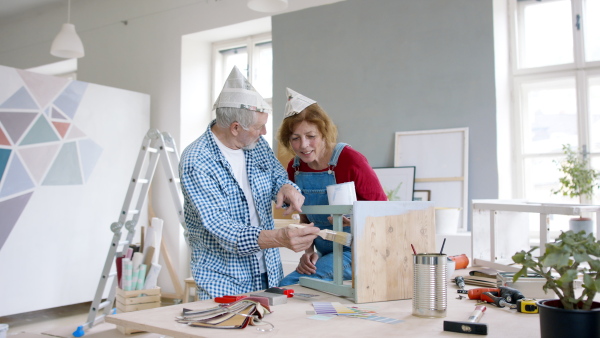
[412,253,447,318]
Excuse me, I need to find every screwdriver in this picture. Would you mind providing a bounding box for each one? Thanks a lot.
[454,276,465,290]
[480,291,517,309]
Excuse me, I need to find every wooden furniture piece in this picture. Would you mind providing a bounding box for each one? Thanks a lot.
[299,201,436,303]
[471,199,600,271]
[115,287,161,334]
[105,283,541,338]
[183,277,198,303]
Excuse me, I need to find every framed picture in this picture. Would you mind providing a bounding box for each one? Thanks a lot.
[413,190,431,201]
[373,166,416,201]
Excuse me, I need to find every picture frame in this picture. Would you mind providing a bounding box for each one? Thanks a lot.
[373,166,416,201]
[413,190,431,201]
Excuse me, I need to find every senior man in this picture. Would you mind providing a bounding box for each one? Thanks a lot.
[180,66,319,299]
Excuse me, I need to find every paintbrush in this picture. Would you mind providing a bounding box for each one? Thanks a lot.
[288,224,352,247]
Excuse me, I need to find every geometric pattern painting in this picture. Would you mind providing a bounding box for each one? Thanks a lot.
[0,67,102,251]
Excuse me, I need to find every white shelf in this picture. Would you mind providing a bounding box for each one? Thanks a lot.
[471,200,600,271]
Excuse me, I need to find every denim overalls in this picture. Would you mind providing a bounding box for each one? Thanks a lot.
[279,143,353,286]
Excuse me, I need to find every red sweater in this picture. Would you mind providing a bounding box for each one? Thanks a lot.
[286,145,387,202]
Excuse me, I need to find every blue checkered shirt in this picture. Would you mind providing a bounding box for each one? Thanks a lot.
[179,120,295,299]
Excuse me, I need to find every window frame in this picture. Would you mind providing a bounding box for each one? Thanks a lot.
[210,33,274,147]
[508,0,600,205]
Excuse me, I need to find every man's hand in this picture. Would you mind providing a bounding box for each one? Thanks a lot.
[296,252,319,275]
[258,224,319,252]
[275,184,304,215]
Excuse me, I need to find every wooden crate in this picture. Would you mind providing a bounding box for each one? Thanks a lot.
[115,287,161,334]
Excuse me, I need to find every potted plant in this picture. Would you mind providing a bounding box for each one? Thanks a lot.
[512,230,600,338]
[552,144,600,234]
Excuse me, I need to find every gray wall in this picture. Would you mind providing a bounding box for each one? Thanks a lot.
[272,0,499,206]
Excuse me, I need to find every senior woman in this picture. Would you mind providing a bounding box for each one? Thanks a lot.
[277,88,387,286]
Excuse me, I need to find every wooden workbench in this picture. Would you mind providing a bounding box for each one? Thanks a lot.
[105,283,540,337]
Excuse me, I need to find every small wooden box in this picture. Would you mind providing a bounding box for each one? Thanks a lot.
[115,287,161,334]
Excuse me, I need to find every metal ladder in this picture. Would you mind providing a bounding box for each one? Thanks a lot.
[77,129,186,335]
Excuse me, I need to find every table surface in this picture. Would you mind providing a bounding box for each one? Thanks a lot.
[105,282,542,338]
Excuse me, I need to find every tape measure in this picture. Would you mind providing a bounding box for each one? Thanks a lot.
[516,299,539,313]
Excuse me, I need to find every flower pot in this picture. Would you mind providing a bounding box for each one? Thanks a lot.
[569,217,594,235]
[435,208,460,234]
[537,299,600,338]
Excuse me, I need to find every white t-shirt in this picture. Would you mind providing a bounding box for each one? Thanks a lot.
[214,136,267,273]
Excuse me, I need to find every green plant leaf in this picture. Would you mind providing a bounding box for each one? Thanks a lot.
[542,251,570,269]
[583,273,597,293]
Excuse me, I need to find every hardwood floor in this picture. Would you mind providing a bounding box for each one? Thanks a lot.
[0,302,91,336]
[0,299,179,336]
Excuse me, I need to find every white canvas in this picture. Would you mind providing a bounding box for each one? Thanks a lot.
[0,65,150,316]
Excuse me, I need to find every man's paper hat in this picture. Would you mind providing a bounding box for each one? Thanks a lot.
[212,66,272,113]
[284,88,316,118]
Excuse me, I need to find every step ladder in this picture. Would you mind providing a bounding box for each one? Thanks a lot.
[78,129,186,334]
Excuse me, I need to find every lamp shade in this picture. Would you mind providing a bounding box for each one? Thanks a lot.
[50,23,85,59]
[247,0,288,12]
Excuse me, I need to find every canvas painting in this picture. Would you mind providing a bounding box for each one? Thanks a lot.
[373,167,416,201]
[0,65,149,316]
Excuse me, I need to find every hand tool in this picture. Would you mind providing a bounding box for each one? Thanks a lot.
[455,276,466,290]
[457,286,524,304]
[265,287,294,297]
[498,286,524,304]
[288,223,352,246]
[214,295,248,303]
[457,287,499,300]
[443,305,487,335]
[516,298,539,313]
[265,287,319,298]
[480,292,517,309]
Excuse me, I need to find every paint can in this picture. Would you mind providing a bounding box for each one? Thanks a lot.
[0,323,8,338]
[412,253,447,318]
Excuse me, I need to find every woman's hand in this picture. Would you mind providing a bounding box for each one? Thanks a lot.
[327,215,351,227]
[296,252,319,275]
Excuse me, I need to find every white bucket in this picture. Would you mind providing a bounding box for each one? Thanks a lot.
[0,323,8,338]
[435,208,460,234]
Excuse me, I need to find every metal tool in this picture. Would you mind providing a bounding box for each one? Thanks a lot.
[443,305,488,335]
[457,286,524,304]
[455,276,466,290]
[480,291,517,309]
[457,287,499,299]
[516,299,539,313]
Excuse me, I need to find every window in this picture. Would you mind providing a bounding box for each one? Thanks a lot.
[212,33,274,147]
[510,0,600,210]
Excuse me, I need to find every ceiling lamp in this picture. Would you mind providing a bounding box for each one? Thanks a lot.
[50,0,84,58]
[247,0,289,12]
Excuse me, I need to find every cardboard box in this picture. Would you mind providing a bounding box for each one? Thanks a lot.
[115,287,161,334]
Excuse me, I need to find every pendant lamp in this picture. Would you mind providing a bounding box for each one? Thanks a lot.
[50,0,84,58]
[247,0,289,12]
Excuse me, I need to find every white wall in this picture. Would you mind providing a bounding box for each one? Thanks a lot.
[0,0,345,302]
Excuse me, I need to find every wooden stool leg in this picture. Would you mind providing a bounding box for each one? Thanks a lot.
[183,284,191,303]
[183,277,196,303]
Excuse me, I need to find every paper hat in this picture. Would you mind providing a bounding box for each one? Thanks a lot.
[284,88,316,118]
[212,66,272,113]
